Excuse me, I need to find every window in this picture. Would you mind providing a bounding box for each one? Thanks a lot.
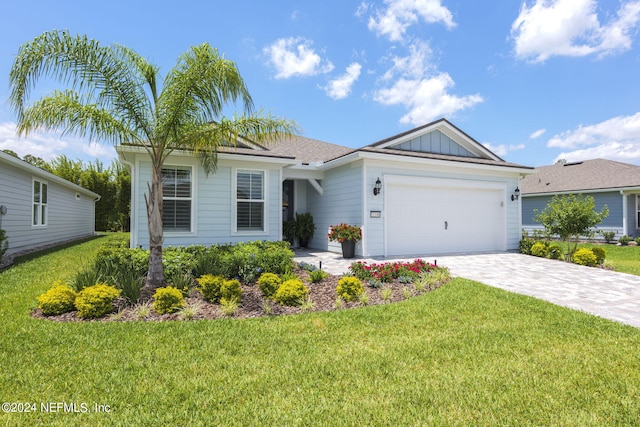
[236,170,265,231]
[162,166,192,232]
[33,179,47,226]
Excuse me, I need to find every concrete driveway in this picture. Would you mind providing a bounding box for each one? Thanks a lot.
[294,250,640,328]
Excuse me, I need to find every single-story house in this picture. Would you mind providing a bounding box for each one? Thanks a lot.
[521,158,640,238]
[117,118,534,257]
[0,150,100,258]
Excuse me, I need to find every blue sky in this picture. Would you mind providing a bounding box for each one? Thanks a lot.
[2,0,640,167]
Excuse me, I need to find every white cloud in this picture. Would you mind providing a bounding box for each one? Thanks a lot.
[373,42,483,125]
[367,0,456,42]
[324,63,362,100]
[530,128,546,139]
[547,113,640,163]
[511,0,640,62]
[482,142,526,157]
[263,37,334,79]
[0,122,116,163]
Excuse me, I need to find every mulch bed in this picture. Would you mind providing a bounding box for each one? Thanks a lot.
[31,267,447,322]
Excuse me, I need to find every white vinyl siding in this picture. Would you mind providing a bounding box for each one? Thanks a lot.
[162,166,192,232]
[236,170,265,232]
[32,179,48,227]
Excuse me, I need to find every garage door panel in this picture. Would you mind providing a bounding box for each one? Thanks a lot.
[386,182,505,256]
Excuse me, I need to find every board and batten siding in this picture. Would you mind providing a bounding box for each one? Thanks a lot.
[0,159,96,256]
[626,194,640,237]
[132,156,283,248]
[305,161,363,254]
[363,160,521,255]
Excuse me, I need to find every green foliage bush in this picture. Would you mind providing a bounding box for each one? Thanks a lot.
[601,231,616,244]
[573,248,598,267]
[37,280,77,315]
[71,265,103,291]
[197,274,225,303]
[548,244,562,260]
[152,286,186,314]
[257,273,281,297]
[75,283,120,318]
[519,238,535,255]
[274,279,308,306]
[221,279,242,303]
[336,276,364,302]
[590,247,606,265]
[530,242,549,258]
[0,229,8,260]
[618,235,632,246]
[162,248,196,278]
[308,269,329,283]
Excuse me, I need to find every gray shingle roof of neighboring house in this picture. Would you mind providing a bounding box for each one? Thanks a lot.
[520,158,640,195]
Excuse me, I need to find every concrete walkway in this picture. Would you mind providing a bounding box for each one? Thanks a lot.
[294,250,640,328]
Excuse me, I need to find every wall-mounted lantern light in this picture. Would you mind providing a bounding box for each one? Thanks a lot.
[511,187,520,201]
[373,177,382,196]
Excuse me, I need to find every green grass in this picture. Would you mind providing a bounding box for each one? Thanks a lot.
[581,243,640,275]
[2,234,640,426]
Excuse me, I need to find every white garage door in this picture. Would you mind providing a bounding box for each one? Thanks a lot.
[386,178,506,256]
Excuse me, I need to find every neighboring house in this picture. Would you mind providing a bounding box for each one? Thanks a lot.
[118,118,534,257]
[0,150,100,257]
[520,159,640,238]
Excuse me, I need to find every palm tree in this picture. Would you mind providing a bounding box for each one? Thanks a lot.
[9,30,299,292]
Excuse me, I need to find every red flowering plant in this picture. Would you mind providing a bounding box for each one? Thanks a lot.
[348,259,434,283]
[327,223,362,243]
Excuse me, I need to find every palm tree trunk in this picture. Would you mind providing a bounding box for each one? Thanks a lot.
[144,161,165,292]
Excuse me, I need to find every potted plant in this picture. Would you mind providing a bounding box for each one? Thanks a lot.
[283,219,297,246]
[295,212,315,248]
[328,223,362,258]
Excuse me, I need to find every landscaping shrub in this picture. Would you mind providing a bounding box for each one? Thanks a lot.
[162,248,197,278]
[548,244,562,260]
[573,248,598,267]
[94,247,149,279]
[309,269,328,283]
[519,237,535,255]
[257,272,281,297]
[37,280,77,315]
[530,242,549,258]
[591,247,606,265]
[197,274,225,303]
[110,265,144,306]
[274,279,308,306]
[336,276,364,302]
[221,279,242,303]
[152,286,186,314]
[226,241,294,282]
[75,283,120,319]
[348,259,432,283]
[618,235,632,246]
[71,265,103,291]
[601,231,616,244]
[0,229,8,260]
[167,272,193,296]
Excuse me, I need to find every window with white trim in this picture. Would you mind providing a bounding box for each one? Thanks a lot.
[162,166,192,232]
[236,170,265,231]
[32,179,47,226]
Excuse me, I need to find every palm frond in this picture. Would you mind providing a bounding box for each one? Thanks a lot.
[17,90,139,144]
[9,30,154,141]
[156,43,254,144]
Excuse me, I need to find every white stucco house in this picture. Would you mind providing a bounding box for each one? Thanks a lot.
[0,150,100,258]
[117,118,534,257]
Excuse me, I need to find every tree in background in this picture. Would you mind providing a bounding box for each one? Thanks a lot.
[534,194,609,261]
[9,30,299,292]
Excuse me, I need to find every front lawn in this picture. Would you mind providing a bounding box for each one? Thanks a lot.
[581,243,640,276]
[1,234,640,426]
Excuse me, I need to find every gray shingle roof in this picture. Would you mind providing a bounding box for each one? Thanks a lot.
[266,135,355,164]
[520,159,640,195]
